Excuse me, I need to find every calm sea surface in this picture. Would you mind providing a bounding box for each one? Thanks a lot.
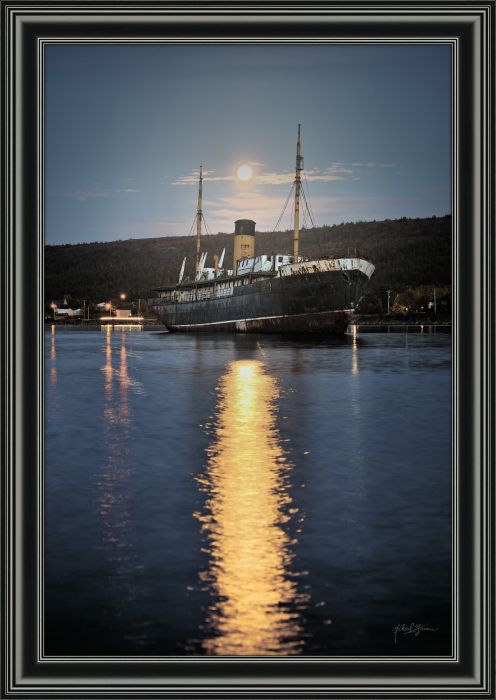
[45,328,452,656]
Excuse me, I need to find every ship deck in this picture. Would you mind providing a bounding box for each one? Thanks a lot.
[153,270,275,293]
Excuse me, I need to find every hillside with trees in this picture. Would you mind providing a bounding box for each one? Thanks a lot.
[45,215,451,314]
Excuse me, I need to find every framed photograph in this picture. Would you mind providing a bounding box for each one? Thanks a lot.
[1,1,494,698]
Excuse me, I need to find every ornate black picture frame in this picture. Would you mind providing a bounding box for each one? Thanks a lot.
[1,2,494,697]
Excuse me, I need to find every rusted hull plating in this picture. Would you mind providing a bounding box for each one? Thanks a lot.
[150,267,371,335]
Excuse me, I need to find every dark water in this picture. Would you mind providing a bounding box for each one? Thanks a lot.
[45,327,452,657]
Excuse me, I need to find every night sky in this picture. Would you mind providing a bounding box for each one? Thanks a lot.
[45,43,451,245]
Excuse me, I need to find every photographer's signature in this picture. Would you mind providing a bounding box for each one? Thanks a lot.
[392,623,439,644]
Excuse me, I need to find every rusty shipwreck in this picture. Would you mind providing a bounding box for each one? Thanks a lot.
[149,125,375,333]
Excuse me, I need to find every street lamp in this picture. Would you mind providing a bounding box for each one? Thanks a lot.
[50,302,57,320]
[120,293,126,301]
[386,290,392,315]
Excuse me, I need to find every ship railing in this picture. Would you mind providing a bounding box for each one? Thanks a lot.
[213,287,233,298]
[194,285,234,301]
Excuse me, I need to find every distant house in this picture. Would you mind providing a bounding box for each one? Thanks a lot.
[53,298,82,319]
[115,309,132,318]
[55,307,71,317]
[55,307,79,317]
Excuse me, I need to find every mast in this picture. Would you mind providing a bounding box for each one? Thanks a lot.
[195,164,203,277]
[293,124,303,260]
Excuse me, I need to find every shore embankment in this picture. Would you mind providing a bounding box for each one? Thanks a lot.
[45,321,165,331]
[349,314,451,332]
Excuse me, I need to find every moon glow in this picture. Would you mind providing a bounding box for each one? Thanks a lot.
[237,164,253,181]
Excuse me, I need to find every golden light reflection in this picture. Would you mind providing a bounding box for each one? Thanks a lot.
[99,332,134,579]
[118,336,132,428]
[50,326,57,384]
[351,324,358,375]
[103,326,113,398]
[197,359,306,656]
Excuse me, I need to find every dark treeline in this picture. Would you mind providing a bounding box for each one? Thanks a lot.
[45,215,451,305]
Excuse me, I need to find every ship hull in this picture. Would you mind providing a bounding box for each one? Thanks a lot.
[149,265,372,334]
[166,309,349,333]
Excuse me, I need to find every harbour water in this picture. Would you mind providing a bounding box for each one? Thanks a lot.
[45,328,452,656]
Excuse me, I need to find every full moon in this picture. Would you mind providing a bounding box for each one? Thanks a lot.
[237,164,253,181]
